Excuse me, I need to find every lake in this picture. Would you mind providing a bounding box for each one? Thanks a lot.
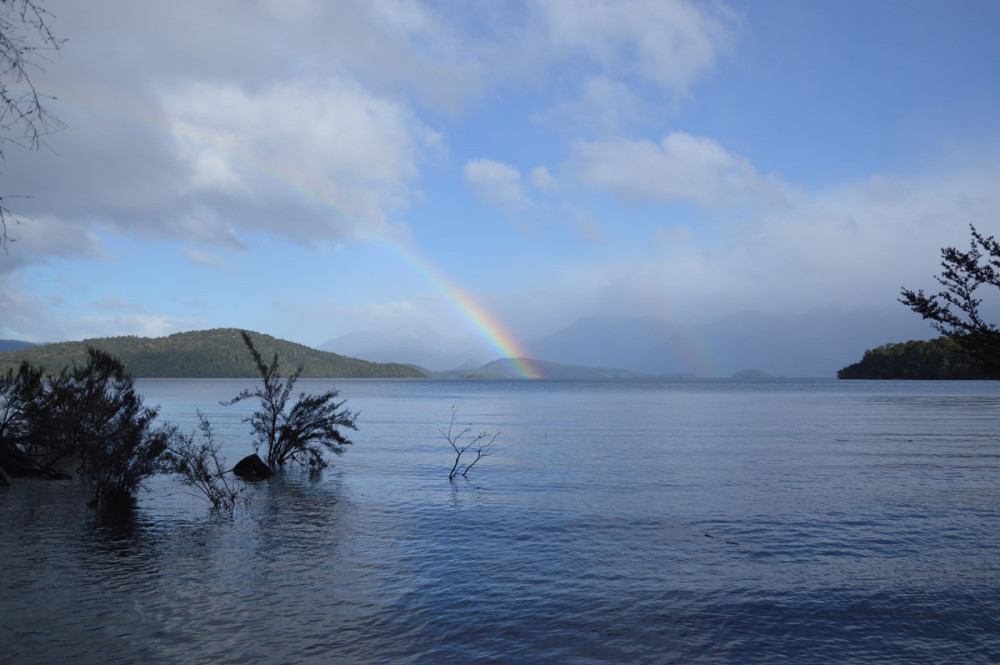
[2,378,999,663]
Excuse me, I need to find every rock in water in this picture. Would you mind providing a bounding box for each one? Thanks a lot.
[233,454,274,480]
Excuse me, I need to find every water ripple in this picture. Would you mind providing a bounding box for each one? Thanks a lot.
[2,379,999,663]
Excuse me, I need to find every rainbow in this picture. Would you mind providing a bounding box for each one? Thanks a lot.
[46,87,544,378]
[382,243,542,378]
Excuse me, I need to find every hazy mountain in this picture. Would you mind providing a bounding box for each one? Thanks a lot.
[525,308,936,378]
[431,357,659,380]
[700,307,935,377]
[0,339,35,353]
[321,326,487,372]
[315,306,937,378]
[525,314,694,375]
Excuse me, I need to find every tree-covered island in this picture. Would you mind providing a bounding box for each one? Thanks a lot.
[841,225,1000,379]
[837,337,986,379]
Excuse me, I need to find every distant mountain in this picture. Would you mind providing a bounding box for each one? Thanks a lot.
[0,339,35,353]
[526,308,936,378]
[430,357,664,380]
[526,314,693,374]
[321,326,487,372]
[0,329,426,378]
[313,306,938,378]
[699,307,935,377]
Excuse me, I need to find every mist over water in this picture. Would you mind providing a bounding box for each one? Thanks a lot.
[2,378,999,663]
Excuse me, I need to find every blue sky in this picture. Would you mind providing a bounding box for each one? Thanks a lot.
[3,0,1000,365]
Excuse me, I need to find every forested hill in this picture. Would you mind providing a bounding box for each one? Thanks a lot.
[837,337,987,380]
[0,329,426,378]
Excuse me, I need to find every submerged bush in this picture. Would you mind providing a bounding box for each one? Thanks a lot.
[224,331,359,470]
[50,348,173,507]
[165,412,245,510]
[0,348,173,507]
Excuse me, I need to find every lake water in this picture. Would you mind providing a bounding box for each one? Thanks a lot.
[2,378,999,663]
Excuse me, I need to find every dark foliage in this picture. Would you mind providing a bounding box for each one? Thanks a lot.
[0,360,64,481]
[0,348,172,507]
[0,360,43,450]
[225,331,359,470]
[50,348,172,507]
[900,225,1000,377]
[837,337,986,380]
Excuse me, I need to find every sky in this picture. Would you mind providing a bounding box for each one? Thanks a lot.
[2,0,1000,369]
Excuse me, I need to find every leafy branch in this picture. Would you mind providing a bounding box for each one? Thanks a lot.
[223,331,358,470]
[900,224,1000,377]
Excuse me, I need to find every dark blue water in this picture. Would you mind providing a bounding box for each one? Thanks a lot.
[2,379,999,663]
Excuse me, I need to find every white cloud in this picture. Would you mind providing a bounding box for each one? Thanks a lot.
[538,76,646,137]
[545,162,1000,326]
[530,166,559,192]
[0,215,107,275]
[652,224,695,250]
[7,0,740,260]
[0,272,206,342]
[538,0,740,94]
[464,158,534,212]
[0,274,59,341]
[182,248,231,270]
[74,314,205,340]
[561,204,607,242]
[572,132,786,210]
[162,79,441,241]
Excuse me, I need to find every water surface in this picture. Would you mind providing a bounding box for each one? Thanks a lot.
[2,379,998,663]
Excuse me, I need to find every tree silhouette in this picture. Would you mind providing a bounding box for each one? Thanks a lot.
[440,406,497,482]
[224,331,359,470]
[900,225,1000,377]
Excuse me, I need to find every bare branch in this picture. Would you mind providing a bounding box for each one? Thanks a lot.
[440,406,498,482]
[165,412,246,510]
[0,0,65,249]
[461,431,497,478]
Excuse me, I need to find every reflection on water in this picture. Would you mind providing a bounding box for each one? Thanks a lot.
[2,379,999,663]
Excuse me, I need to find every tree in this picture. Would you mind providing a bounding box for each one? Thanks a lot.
[0,359,62,483]
[224,331,359,470]
[900,225,1000,377]
[0,361,41,449]
[0,348,172,505]
[837,337,985,380]
[440,406,498,482]
[0,0,64,247]
[45,348,172,507]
